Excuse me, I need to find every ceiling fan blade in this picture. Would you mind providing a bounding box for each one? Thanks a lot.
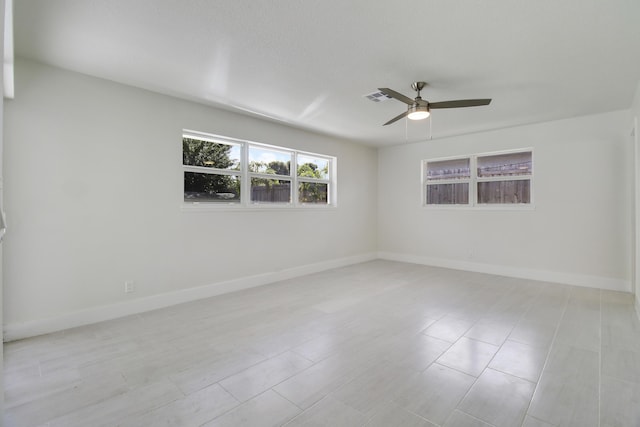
[429,99,492,109]
[378,88,415,105]
[383,110,410,126]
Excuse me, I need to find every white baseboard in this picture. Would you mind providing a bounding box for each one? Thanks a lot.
[378,252,631,293]
[5,251,631,341]
[4,252,377,342]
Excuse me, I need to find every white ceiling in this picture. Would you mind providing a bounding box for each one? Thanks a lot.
[13,0,640,146]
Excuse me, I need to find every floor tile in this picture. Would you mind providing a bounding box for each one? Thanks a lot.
[202,390,301,427]
[36,336,140,376]
[521,416,555,427]
[443,410,494,427]
[119,383,239,427]
[291,332,354,362]
[508,320,558,349]
[521,299,566,326]
[527,344,599,426]
[527,370,598,427]
[543,343,599,376]
[393,363,476,425]
[4,260,640,427]
[464,319,514,346]
[389,334,452,371]
[5,366,82,409]
[458,368,535,427]
[48,379,183,427]
[601,346,640,384]
[488,339,547,382]
[366,401,436,427]
[554,313,600,352]
[600,375,640,427]
[484,285,538,321]
[169,349,266,395]
[273,355,360,410]
[219,351,313,402]
[284,395,367,426]
[246,328,322,358]
[436,337,499,377]
[331,362,415,415]
[4,371,130,427]
[601,308,640,352]
[422,316,475,343]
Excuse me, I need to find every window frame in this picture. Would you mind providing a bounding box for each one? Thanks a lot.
[422,148,534,209]
[423,156,472,206]
[182,130,337,210]
[296,153,332,206]
[247,145,294,205]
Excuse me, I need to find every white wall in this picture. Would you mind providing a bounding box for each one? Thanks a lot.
[3,59,378,340]
[378,110,632,291]
[4,57,637,340]
[0,0,5,416]
[632,80,640,319]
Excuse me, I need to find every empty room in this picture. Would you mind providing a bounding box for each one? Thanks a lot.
[2,1,640,426]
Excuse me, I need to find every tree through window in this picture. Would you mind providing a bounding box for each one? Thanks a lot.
[183,137,241,203]
[182,132,336,207]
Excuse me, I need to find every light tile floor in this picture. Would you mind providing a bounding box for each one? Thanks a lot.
[4,260,640,426]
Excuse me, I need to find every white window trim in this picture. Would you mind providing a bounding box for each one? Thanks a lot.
[422,148,534,210]
[182,130,337,210]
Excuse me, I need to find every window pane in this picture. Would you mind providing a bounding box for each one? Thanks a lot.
[184,172,240,203]
[182,137,240,170]
[477,151,532,177]
[297,154,329,180]
[478,180,530,204]
[298,182,328,204]
[249,147,291,176]
[251,178,291,203]
[426,183,469,204]
[426,158,470,181]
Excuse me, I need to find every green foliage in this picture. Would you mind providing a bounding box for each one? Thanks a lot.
[182,138,237,169]
[182,141,329,203]
[298,162,328,203]
[183,138,239,198]
[249,161,291,192]
[248,160,290,176]
[298,163,320,178]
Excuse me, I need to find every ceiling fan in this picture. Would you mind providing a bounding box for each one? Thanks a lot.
[378,82,491,126]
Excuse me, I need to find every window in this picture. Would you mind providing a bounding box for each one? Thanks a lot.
[423,149,532,207]
[297,154,330,204]
[183,137,241,203]
[249,146,292,204]
[182,131,336,208]
[424,158,470,205]
[477,151,532,204]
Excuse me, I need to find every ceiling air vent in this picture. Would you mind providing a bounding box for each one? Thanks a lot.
[364,91,392,102]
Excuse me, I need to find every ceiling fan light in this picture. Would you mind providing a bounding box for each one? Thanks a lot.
[407,106,430,120]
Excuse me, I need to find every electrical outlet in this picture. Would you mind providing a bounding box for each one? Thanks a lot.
[124,281,135,293]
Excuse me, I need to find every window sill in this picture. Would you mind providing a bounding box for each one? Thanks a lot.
[422,204,536,211]
[181,203,337,212]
